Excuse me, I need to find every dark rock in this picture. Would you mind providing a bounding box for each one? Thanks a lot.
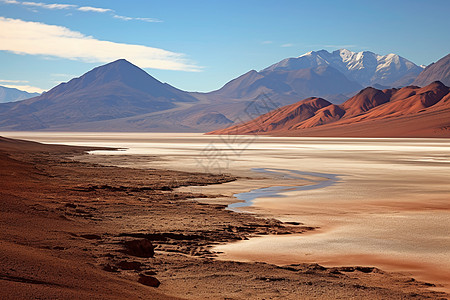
[285,221,302,226]
[138,275,160,287]
[422,282,436,287]
[123,239,155,258]
[52,246,66,250]
[80,234,101,240]
[117,261,142,271]
[355,266,375,273]
[103,264,119,273]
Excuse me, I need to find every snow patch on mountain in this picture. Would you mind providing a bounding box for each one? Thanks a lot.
[264,49,423,87]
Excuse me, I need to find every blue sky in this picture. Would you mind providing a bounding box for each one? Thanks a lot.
[0,0,449,93]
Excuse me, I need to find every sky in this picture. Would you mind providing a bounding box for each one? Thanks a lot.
[0,0,449,93]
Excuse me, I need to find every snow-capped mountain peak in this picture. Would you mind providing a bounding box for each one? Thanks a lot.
[264,49,423,87]
[299,51,314,58]
[337,48,354,61]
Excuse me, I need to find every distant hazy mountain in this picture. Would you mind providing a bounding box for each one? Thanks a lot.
[0,59,197,130]
[413,53,450,87]
[209,81,450,137]
[0,51,435,132]
[209,65,363,104]
[0,86,39,103]
[264,49,424,87]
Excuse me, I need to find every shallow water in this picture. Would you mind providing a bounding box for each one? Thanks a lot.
[229,168,340,211]
[2,132,450,290]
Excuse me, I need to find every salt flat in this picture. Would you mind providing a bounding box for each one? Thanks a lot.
[3,132,449,291]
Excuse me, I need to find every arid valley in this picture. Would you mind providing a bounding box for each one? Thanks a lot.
[1,1,450,299]
[2,132,449,299]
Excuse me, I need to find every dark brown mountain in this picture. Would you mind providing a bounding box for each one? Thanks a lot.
[413,53,450,87]
[0,59,197,130]
[208,81,450,137]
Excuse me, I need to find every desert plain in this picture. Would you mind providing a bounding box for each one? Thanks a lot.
[1,132,448,299]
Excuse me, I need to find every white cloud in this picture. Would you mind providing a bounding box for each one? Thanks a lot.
[2,84,45,93]
[281,43,293,47]
[0,17,200,71]
[21,1,76,9]
[113,15,161,23]
[262,41,273,44]
[78,6,112,13]
[113,14,132,21]
[0,79,44,93]
[0,0,160,23]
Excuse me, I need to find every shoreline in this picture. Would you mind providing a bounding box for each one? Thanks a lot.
[228,168,340,211]
[86,152,450,295]
[81,150,450,297]
[1,136,448,299]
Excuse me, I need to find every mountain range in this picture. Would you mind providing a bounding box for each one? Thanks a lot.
[0,49,448,133]
[0,85,39,103]
[209,81,450,137]
[264,49,423,87]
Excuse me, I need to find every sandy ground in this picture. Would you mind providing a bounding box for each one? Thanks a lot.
[48,132,449,294]
[0,135,448,299]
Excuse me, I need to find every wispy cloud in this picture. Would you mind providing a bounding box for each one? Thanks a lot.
[78,6,112,13]
[262,41,273,44]
[0,0,160,23]
[113,15,161,23]
[281,43,293,47]
[0,17,200,71]
[21,1,76,9]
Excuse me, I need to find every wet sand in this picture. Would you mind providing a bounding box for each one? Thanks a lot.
[2,132,450,298]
